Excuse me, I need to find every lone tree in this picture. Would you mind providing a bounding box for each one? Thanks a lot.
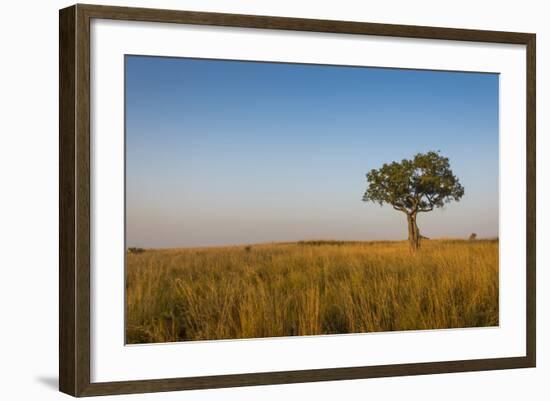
[362,151,464,251]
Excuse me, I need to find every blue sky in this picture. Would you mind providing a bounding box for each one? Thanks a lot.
[125,56,499,248]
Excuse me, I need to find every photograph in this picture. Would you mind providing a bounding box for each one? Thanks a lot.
[124,55,499,344]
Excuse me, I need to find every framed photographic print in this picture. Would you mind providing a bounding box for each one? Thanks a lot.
[59,4,536,397]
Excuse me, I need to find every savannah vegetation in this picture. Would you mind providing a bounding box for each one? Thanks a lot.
[363,151,464,251]
[126,239,498,344]
[126,151,498,344]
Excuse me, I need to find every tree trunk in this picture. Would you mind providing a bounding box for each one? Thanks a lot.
[407,213,420,251]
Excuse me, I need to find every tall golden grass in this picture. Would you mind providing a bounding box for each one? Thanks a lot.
[126,239,498,344]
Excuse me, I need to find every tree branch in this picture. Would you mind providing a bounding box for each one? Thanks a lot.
[392,204,407,213]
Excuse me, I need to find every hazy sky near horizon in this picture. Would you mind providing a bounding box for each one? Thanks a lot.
[125,56,499,248]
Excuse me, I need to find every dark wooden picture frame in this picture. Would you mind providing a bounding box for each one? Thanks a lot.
[59,3,536,397]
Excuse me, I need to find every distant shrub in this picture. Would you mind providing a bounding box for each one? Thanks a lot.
[469,233,477,241]
[128,247,145,254]
[298,240,349,246]
[244,245,252,252]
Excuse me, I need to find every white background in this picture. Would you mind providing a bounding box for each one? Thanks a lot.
[91,19,526,382]
[0,0,547,400]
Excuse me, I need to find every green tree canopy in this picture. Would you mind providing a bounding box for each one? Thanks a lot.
[362,151,464,250]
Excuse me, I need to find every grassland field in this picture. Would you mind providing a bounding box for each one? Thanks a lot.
[126,239,498,344]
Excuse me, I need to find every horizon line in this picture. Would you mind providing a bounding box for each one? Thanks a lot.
[128,236,500,251]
